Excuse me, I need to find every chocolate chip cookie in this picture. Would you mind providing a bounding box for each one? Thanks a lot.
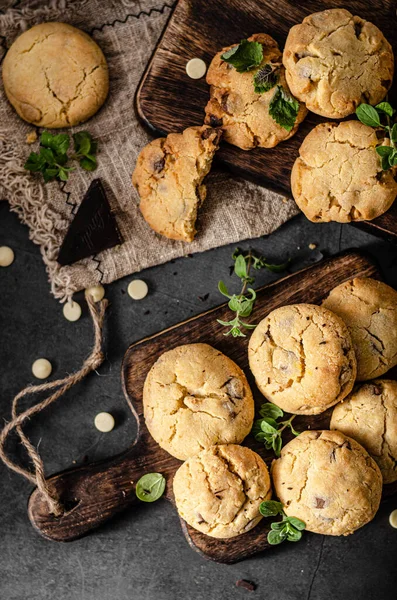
[132,125,220,242]
[283,9,394,118]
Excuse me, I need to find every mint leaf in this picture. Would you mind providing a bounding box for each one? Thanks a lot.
[136,473,166,502]
[286,516,306,530]
[356,104,381,127]
[389,151,397,167]
[24,152,46,172]
[259,500,284,517]
[376,145,393,158]
[259,402,284,420]
[221,39,263,73]
[375,102,395,117]
[218,280,231,298]
[253,63,279,93]
[234,254,248,279]
[391,123,397,143]
[80,155,97,171]
[269,86,299,132]
[40,131,70,155]
[268,529,287,545]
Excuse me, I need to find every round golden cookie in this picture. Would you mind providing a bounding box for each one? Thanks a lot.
[2,22,109,128]
[322,277,397,380]
[291,121,397,223]
[248,304,357,415]
[143,343,254,460]
[173,444,272,538]
[283,8,394,119]
[272,430,382,536]
[204,33,307,150]
[331,380,397,484]
[132,126,220,242]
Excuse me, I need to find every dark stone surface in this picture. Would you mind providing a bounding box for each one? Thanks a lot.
[1,200,397,600]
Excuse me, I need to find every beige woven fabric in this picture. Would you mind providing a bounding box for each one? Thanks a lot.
[0,0,299,302]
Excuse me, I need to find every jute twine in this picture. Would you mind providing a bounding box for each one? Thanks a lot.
[0,294,108,516]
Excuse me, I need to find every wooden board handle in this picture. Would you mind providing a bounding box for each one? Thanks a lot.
[28,443,146,542]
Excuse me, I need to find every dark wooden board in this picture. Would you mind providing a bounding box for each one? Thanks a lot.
[136,0,397,242]
[28,250,397,563]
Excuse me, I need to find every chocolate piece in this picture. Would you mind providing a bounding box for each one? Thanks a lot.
[57,179,122,266]
[236,580,256,592]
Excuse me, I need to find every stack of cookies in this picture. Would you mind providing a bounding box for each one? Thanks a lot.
[142,276,397,540]
[132,8,396,240]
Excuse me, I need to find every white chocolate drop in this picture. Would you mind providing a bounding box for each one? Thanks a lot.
[85,284,105,302]
[63,300,82,322]
[186,58,207,79]
[94,412,115,433]
[389,509,397,528]
[32,358,52,379]
[0,246,14,267]
[128,279,148,300]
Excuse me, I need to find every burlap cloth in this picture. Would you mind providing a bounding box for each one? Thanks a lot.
[0,0,299,302]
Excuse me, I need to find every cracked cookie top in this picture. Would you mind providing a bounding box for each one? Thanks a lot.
[132,126,221,242]
[272,430,382,536]
[173,444,271,538]
[322,277,397,380]
[291,121,397,223]
[204,33,307,150]
[143,343,254,460]
[331,380,397,484]
[283,9,394,119]
[2,22,109,128]
[248,304,357,415]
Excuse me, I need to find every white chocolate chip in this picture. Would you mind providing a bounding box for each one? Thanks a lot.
[32,358,52,379]
[85,284,105,302]
[128,279,148,300]
[186,58,207,79]
[0,246,14,267]
[63,300,82,322]
[389,509,397,528]
[94,412,115,433]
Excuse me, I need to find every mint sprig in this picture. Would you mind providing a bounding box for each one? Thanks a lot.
[217,249,290,337]
[356,101,397,170]
[24,130,98,183]
[269,85,300,132]
[253,63,279,94]
[252,401,299,456]
[260,500,306,545]
[221,39,263,73]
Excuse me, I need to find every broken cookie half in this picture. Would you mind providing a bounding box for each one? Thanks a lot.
[132,125,221,242]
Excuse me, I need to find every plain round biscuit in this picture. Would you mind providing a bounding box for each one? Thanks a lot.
[248,304,357,415]
[173,444,272,538]
[204,33,307,150]
[2,22,109,128]
[322,277,397,380]
[132,126,220,242]
[331,380,397,484]
[272,430,382,536]
[283,9,394,118]
[291,121,397,223]
[143,343,255,460]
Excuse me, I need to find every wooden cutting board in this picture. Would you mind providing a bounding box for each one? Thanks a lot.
[136,0,397,241]
[28,250,397,564]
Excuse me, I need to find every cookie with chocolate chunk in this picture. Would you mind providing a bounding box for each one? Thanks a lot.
[331,380,397,484]
[272,430,382,536]
[174,444,272,538]
[132,125,220,242]
[143,343,254,460]
[204,33,307,150]
[283,8,394,118]
[248,304,357,415]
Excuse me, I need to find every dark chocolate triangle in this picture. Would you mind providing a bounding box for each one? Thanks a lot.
[57,179,122,266]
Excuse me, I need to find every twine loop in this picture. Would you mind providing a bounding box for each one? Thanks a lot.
[0,294,108,516]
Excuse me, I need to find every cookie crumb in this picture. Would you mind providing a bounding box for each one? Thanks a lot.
[26,130,38,144]
[236,580,256,592]
[309,243,317,250]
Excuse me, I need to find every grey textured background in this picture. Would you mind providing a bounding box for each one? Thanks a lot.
[1,202,397,600]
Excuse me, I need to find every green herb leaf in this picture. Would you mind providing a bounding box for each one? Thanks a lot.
[376,145,393,158]
[259,500,284,517]
[268,529,287,545]
[286,528,302,542]
[381,155,391,170]
[136,473,166,503]
[356,104,381,127]
[263,258,291,273]
[234,254,248,279]
[286,516,306,530]
[389,151,397,167]
[391,123,397,143]
[218,280,231,298]
[73,131,98,172]
[269,85,299,132]
[375,102,395,117]
[221,39,263,73]
[259,402,284,420]
[40,131,70,155]
[253,63,279,93]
